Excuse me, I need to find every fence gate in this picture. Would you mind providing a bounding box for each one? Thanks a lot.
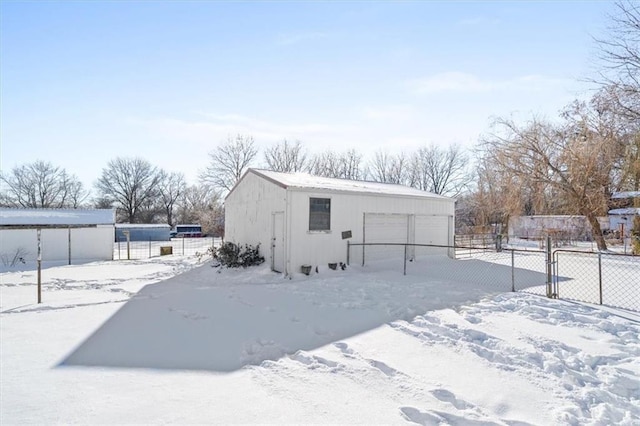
[553,250,639,312]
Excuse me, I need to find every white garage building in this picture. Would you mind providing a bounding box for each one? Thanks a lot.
[224,169,455,275]
[0,208,115,269]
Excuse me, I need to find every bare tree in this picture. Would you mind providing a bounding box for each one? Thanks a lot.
[409,144,472,197]
[339,149,363,180]
[366,150,410,184]
[465,151,531,234]
[62,172,90,208]
[307,151,341,178]
[483,100,625,251]
[200,134,258,193]
[0,161,88,208]
[157,171,186,227]
[95,157,162,223]
[176,184,224,237]
[264,140,307,172]
[594,0,640,120]
[308,149,363,180]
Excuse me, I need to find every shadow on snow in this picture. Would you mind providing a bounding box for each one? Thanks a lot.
[59,256,548,373]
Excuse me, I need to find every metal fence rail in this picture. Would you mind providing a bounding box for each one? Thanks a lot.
[114,237,219,260]
[346,241,639,312]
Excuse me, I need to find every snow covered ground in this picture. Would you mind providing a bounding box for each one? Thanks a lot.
[1,255,639,424]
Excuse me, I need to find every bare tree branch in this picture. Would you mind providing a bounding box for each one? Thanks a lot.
[0,161,89,208]
[264,140,308,172]
[200,134,258,193]
[409,144,472,197]
[95,157,162,223]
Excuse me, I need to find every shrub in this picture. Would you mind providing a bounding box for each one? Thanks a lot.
[215,242,264,267]
[632,216,640,255]
[1,248,28,268]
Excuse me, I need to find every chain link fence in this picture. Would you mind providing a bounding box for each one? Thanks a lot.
[553,250,639,311]
[114,237,219,260]
[346,240,639,312]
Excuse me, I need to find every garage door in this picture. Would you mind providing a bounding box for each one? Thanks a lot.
[363,214,410,262]
[415,215,450,257]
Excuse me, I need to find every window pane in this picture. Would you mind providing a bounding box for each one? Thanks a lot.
[309,198,331,231]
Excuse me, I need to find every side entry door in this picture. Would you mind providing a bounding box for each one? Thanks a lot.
[271,212,285,273]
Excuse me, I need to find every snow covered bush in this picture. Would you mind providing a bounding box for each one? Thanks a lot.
[215,242,264,267]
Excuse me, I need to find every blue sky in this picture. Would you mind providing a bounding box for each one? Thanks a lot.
[1,1,612,188]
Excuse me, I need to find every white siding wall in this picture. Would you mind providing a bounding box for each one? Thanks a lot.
[224,173,287,263]
[287,190,454,273]
[0,225,114,265]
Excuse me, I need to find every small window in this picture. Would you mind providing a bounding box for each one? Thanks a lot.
[309,198,331,231]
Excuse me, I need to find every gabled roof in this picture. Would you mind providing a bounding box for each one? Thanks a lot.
[230,168,451,200]
[0,208,115,227]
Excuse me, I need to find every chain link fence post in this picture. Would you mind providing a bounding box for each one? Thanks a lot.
[511,249,515,292]
[598,252,603,305]
[403,244,407,275]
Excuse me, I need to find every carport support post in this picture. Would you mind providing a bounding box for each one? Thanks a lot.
[546,236,552,298]
[37,228,42,304]
[68,227,71,265]
[123,230,131,260]
[362,213,366,267]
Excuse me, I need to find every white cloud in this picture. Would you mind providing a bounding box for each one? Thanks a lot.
[128,113,359,154]
[410,72,574,94]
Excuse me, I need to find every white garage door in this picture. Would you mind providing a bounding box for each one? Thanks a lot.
[365,214,409,243]
[415,215,449,245]
[415,215,450,257]
[363,213,410,262]
[363,214,409,263]
[362,213,451,263]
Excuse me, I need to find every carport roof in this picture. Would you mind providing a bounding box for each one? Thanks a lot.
[237,169,452,200]
[0,208,115,227]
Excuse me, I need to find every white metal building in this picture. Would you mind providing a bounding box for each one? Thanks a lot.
[0,208,115,268]
[224,169,455,275]
[609,208,640,237]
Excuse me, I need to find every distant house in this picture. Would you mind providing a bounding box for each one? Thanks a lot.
[0,208,115,268]
[609,191,640,237]
[224,169,455,275]
[508,215,610,242]
[115,224,171,242]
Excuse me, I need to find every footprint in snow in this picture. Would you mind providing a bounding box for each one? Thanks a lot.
[334,342,356,357]
[367,359,399,377]
[399,406,443,425]
[430,388,474,410]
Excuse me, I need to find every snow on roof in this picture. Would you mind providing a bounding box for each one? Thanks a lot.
[249,169,452,200]
[608,208,640,215]
[0,208,115,226]
[612,191,640,199]
[115,224,171,229]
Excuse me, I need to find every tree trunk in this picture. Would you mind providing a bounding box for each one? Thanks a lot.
[584,210,608,251]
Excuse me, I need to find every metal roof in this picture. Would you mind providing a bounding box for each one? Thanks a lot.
[0,208,115,227]
[234,169,452,201]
